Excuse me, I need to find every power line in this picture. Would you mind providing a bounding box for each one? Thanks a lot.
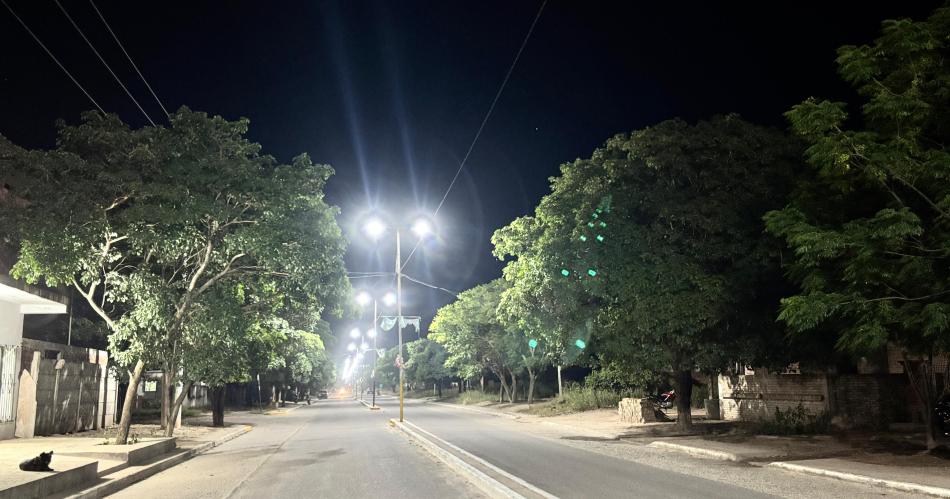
[54,0,156,126]
[88,0,169,118]
[402,274,459,298]
[1,0,105,114]
[402,0,547,270]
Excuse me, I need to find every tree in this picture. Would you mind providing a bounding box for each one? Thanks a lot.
[404,339,451,397]
[494,116,802,428]
[0,108,348,442]
[765,7,950,450]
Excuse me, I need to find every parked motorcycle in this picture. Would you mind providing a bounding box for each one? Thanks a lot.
[652,389,676,409]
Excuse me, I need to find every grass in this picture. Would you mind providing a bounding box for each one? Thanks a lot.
[523,387,625,416]
[131,407,206,422]
[456,390,501,405]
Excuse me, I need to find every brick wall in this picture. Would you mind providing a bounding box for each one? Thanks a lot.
[718,372,829,421]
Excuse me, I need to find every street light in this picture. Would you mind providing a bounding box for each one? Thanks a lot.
[362,215,435,421]
[350,327,361,339]
[354,289,394,410]
[347,342,356,352]
[383,292,396,307]
[367,329,376,339]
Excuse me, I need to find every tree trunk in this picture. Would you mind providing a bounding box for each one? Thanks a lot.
[211,386,226,427]
[114,360,146,445]
[160,370,171,429]
[163,381,193,437]
[509,370,517,403]
[901,351,939,451]
[527,367,536,405]
[458,377,463,394]
[480,375,485,393]
[437,379,443,398]
[674,370,694,430]
[557,364,563,398]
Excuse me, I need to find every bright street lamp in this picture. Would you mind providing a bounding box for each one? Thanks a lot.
[350,328,361,339]
[383,292,396,307]
[356,291,372,306]
[367,329,377,339]
[364,218,386,240]
[411,219,433,238]
[347,342,356,352]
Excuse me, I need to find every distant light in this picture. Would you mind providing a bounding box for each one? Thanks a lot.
[575,339,586,349]
[367,329,377,339]
[361,342,369,350]
[592,212,599,219]
[596,235,604,242]
[365,218,387,240]
[579,235,587,242]
[411,219,433,238]
[587,269,597,277]
[587,222,595,228]
[383,292,396,306]
[599,221,606,228]
[347,343,356,352]
[528,339,538,349]
[356,291,372,306]
[561,269,570,277]
[350,328,361,339]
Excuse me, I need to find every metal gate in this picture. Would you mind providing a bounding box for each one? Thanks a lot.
[0,344,18,423]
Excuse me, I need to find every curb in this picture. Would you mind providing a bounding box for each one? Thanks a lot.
[647,441,741,462]
[538,420,619,440]
[359,399,382,411]
[390,418,523,499]
[66,425,253,499]
[768,462,950,498]
[427,401,521,420]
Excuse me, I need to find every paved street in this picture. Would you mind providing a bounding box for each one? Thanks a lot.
[111,396,922,499]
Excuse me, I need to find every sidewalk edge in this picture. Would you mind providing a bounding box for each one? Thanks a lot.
[427,401,521,420]
[647,441,740,461]
[390,418,524,499]
[768,461,950,498]
[66,425,253,499]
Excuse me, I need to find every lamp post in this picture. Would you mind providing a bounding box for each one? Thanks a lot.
[357,291,394,409]
[364,216,433,422]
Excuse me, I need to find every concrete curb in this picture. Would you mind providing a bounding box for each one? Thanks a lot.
[768,462,950,498]
[66,425,253,499]
[390,418,524,499]
[427,401,521,420]
[359,399,382,410]
[538,421,619,440]
[647,441,741,462]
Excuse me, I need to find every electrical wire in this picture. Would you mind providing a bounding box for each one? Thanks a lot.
[1,0,105,114]
[88,0,169,118]
[401,0,547,270]
[402,273,459,298]
[54,0,156,126]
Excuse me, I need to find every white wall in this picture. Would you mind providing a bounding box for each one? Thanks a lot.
[0,300,24,346]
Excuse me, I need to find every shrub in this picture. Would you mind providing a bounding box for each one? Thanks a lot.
[457,391,499,405]
[756,403,831,435]
[584,363,651,395]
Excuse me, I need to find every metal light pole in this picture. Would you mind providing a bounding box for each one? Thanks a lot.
[372,299,378,409]
[396,229,405,422]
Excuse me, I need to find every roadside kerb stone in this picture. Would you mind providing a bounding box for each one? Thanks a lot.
[65,425,253,499]
[359,399,382,410]
[768,462,950,498]
[427,401,521,420]
[648,441,741,462]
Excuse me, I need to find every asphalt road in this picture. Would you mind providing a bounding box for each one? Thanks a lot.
[109,398,481,499]
[111,395,918,499]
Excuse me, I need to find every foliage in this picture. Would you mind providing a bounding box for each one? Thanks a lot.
[493,115,803,426]
[0,108,349,440]
[584,362,653,394]
[524,386,625,416]
[764,6,950,448]
[456,391,499,405]
[403,338,451,389]
[754,404,831,435]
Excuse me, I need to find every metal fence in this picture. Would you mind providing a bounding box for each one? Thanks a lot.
[0,344,18,422]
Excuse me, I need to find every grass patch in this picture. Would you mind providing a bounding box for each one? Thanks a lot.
[456,391,500,405]
[523,387,625,416]
[755,404,831,435]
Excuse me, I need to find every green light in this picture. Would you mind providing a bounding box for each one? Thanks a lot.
[575,339,586,349]
[587,222,594,228]
[587,269,597,277]
[579,235,587,242]
[596,208,602,214]
[596,235,604,242]
[592,212,599,219]
[561,269,570,277]
[599,221,606,228]
[528,339,538,349]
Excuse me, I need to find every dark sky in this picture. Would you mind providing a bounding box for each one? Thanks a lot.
[1,1,942,355]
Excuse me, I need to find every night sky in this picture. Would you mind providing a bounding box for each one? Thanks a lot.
[1,1,942,355]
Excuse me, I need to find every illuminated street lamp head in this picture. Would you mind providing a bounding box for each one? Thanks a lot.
[411,218,433,238]
[364,218,387,240]
[383,292,396,307]
[367,329,377,339]
[347,342,356,352]
[360,342,369,350]
[350,328,361,339]
[356,291,371,306]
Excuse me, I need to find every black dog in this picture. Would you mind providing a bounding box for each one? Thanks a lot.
[19,451,53,472]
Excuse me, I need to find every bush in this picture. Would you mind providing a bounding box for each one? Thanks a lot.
[526,386,628,416]
[457,391,499,405]
[756,403,831,435]
[584,363,651,395]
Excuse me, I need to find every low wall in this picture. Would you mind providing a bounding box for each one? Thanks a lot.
[718,372,829,421]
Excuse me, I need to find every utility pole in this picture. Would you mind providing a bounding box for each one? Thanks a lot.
[396,229,405,422]
[372,298,378,409]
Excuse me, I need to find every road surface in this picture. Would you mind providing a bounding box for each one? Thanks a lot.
[112,395,917,498]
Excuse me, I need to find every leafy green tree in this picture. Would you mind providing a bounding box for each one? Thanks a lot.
[376,347,401,393]
[0,109,348,442]
[495,116,802,428]
[765,7,950,450]
[404,339,451,397]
